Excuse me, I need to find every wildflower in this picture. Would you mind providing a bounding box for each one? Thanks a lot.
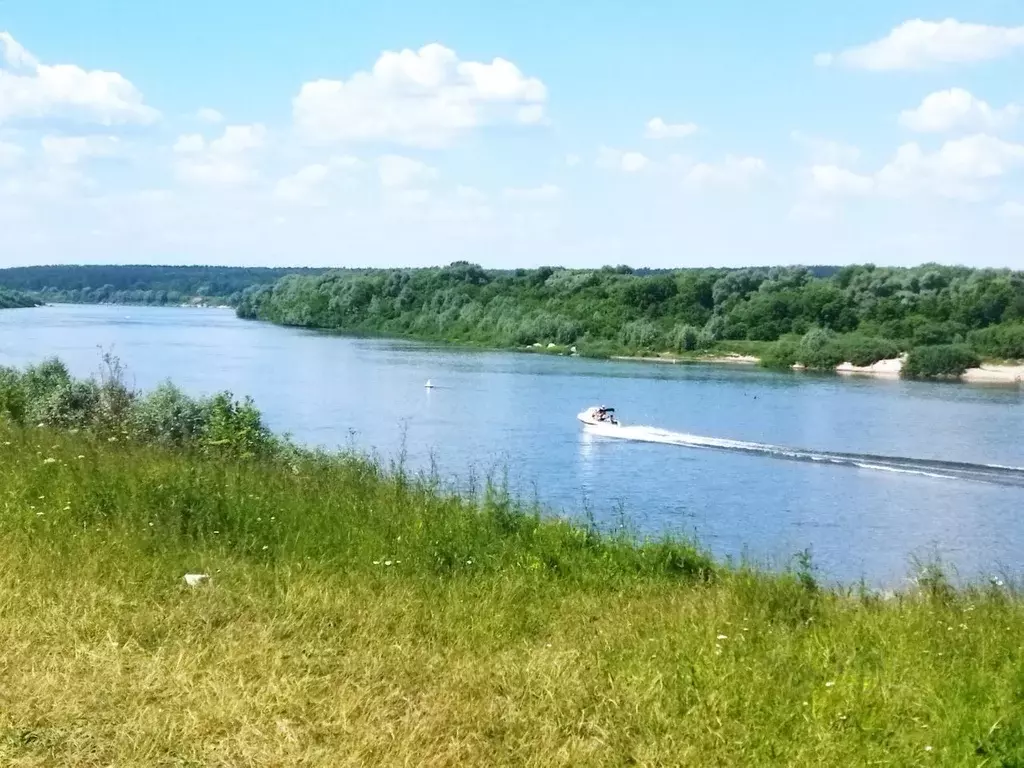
[372,560,380,565]
[76,455,85,460]
[717,634,728,640]
[262,545,269,551]
[384,560,393,566]
[107,436,118,442]
[149,522,154,527]
[825,681,835,688]
[991,576,1005,588]
[466,559,474,565]
[925,746,933,752]
[213,530,219,535]
[959,623,968,630]
[42,457,57,465]
[36,511,44,516]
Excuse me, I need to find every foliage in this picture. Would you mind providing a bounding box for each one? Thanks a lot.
[0,265,328,307]
[967,323,1024,360]
[235,263,1024,366]
[0,357,278,457]
[0,287,41,309]
[903,345,983,378]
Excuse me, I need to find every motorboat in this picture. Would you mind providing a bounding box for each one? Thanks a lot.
[577,405,620,427]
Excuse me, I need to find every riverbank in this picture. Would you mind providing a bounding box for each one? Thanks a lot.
[614,350,1024,385]
[3,423,1024,766]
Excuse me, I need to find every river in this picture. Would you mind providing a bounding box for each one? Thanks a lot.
[2,303,1023,586]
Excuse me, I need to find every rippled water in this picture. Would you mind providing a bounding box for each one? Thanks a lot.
[2,303,1022,586]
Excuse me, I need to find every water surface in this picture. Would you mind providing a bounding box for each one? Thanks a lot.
[2,304,1022,586]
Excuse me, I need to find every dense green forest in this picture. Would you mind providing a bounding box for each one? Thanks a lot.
[0,265,328,306]
[236,263,1024,372]
[0,287,41,310]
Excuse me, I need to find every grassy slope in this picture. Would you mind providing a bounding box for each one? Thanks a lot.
[2,429,1023,766]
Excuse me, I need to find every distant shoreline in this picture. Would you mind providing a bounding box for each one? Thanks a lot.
[611,352,1024,385]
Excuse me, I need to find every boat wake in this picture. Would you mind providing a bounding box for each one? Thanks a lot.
[584,423,1024,488]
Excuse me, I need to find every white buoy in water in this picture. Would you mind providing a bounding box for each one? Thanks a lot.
[424,379,435,389]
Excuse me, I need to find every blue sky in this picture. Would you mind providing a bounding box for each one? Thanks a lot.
[1,1,1023,268]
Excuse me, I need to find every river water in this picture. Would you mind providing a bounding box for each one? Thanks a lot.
[2,304,1023,586]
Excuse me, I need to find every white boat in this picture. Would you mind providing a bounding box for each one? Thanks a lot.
[577,405,620,427]
[424,380,435,389]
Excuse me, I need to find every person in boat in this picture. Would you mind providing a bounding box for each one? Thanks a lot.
[595,406,617,424]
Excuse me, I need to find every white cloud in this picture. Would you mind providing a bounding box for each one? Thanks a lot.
[173,134,206,154]
[41,135,121,164]
[597,146,651,173]
[684,155,766,188]
[274,157,360,204]
[803,135,1024,204]
[816,19,1024,71]
[293,43,547,148]
[810,165,874,195]
[503,184,562,202]
[645,117,698,139]
[275,164,330,204]
[0,32,159,125]
[899,88,1019,133]
[377,155,437,187]
[196,108,224,124]
[455,184,486,201]
[791,131,861,165]
[174,124,267,186]
[998,201,1024,218]
[0,139,25,167]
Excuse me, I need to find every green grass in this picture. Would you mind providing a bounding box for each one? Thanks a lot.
[2,427,1023,766]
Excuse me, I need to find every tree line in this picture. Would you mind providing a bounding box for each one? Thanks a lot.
[236,262,1024,374]
[0,287,41,310]
[0,265,329,306]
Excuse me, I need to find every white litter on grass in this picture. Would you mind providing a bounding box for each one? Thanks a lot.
[184,573,210,588]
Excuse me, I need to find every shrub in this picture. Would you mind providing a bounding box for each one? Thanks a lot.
[669,324,701,353]
[760,340,800,369]
[903,345,981,378]
[620,320,663,351]
[967,323,1024,360]
[833,335,901,367]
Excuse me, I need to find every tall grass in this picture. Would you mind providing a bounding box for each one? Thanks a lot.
[1,361,1023,765]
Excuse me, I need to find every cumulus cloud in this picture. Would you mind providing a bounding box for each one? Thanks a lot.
[816,19,1024,71]
[809,165,874,196]
[174,124,267,186]
[0,139,24,167]
[998,201,1024,218]
[899,88,1019,133]
[377,155,437,188]
[41,135,121,164]
[293,43,547,148]
[502,184,562,202]
[0,31,159,125]
[275,156,360,204]
[813,134,1024,202]
[644,117,698,140]
[196,108,224,124]
[597,147,650,173]
[791,131,861,165]
[684,155,765,188]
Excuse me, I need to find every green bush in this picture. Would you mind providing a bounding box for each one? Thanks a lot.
[903,345,981,378]
[670,324,701,352]
[760,340,800,369]
[833,335,901,367]
[967,323,1024,360]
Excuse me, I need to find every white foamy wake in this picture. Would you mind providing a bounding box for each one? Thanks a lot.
[583,423,1024,487]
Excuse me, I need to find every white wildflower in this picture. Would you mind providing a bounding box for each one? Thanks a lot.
[717,634,728,640]
[42,457,57,465]
[825,681,835,688]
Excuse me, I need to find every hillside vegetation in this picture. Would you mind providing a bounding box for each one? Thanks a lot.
[0,286,41,309]
[0,264,328,306]
[1,357,1023,765]
[236,262,1024,372]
